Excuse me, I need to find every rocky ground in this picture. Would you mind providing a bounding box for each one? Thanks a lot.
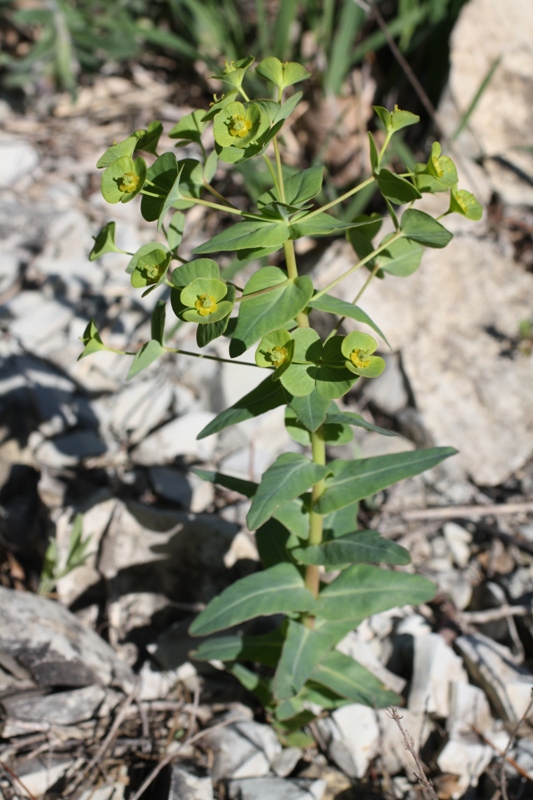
[1,0,533,798]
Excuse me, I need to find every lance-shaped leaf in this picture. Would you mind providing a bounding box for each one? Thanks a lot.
[315,564,436,621]
[191,627,284,667]
[308,293,388,345]
[247,453,329,530]
[289,212,362,239]
[311,649,400,706]
[230,268,313,357]
[140,152,178,221]
[228,663,273,709]
[291,530,411,567]
[325,410,397,437]
[256,519,295,568]
[188,563,316,636]
[285,407,352,447]
[126,340,164,381]
[193,219,290,254]
[273,621,334,701]
[376,169,422,205]
[323,503,359,539]
[197,375,290,439]
[316,447,456,514]
[401,209,453,248]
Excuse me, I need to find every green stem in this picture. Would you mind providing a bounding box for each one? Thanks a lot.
[327,261,382,340]
[273,137,286,202]
[164,346,261,368]
[180,195,244,216]
[300,176,375,222]
[262,154,279,193]
[204,182,238,208]
[312,231,403,301]
[377,131,393,168]
[304,426,327,604]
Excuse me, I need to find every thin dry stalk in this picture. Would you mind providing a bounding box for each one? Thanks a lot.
[392,501,533,521]
[65,683,138,795]
[388,707,438,800]
[128,714,242,800]
[0,758,38,800]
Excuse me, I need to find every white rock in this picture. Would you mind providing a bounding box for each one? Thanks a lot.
[167,765,213,800]
[228,777,326,800]
[327,704,380,778]
[456,632,533,721]
[315,231,533,486]
[149,467,214,512]
[337,631,406,694]
[363,352,408,415]
[1,685,107,732]
[446,682,493,737]
[444,0,533,205]
[437,737,494,797]
[271,747,303,778]
[408,633,468,717]
[443,523,472,568]
[131,411,217,464]
[9,295,73,353]
[111,379,174,443]
[34,430,107,468]
[16,757,73,799]
[0,136,39,187]
[203,724,271,782]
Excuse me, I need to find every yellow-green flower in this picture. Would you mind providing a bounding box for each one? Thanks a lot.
[180,277,233,324]
[255,329,294,379]
[341,331,385,378]
[101,155,146,204]
[213,101,268,149]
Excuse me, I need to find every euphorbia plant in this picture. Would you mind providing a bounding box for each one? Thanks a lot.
[86,56,481,745]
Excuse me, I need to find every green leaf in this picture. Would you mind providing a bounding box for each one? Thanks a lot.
[131,248,170,288]
[325,410,396,438]
[230,270,313,356]
[167,211,185,253]
[311,649,400,706]
[308,293,389,345]
[379,235,424,277]
[374,105,419,133]
[193,468,256,498]
[127,340,164,381]
[204,149,218,183]
[273,91,303,124]
[127,242,169,275]
[135,121,163,155]
[368,132,379,172]
[376,169,422,204]
[289,212,360,239]
[228,662,273,708]
[89,221,124,261]
[191,628,284,667]
[169,109,207,145]
[291,530,411,567]
[315,337,359,401]
[96,134,138,168]
[140,152,178,222]
[171,258,220,287]
[449,186,483,221]
[247,453,330,530]
[255,519,293,568]
[285,407,352,447]
[316,447,457,514]
[256,56,284,87]
[258,167,324,208]
[281,61,311,88]
[78,319,107,360]
[188,563,316,636]
[401,209,453,248]
[273,621,333,701]
[193,220,290,254]
[426,142,458,188]
[151,300,166,344]
[274,496,310,540]
[197,375,290,439]
[289,391,331,432]
[323,503,359,539]
[315,564,436,621]
[213,101,270,149]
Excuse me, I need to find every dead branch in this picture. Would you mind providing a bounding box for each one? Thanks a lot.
[388,707,438,800]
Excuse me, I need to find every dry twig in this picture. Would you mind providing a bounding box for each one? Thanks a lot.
[388,707,438,800]
[0,758,38,800]
[128,714,242,800]
[391,501,533,521]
